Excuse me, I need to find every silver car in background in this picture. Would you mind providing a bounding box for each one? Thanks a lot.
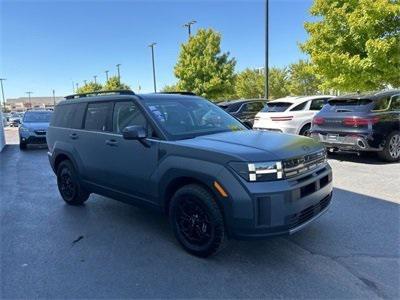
[19,110,53,150]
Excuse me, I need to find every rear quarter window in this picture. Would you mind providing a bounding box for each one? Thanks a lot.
[372,96,391,111]
[51,103,86,129]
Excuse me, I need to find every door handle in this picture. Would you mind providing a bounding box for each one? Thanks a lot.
[69,133,78,140]
[105,139,118,147]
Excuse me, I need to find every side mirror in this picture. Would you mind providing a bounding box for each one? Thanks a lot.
[122,125,147,140]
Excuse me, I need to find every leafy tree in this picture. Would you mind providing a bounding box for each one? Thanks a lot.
[289,60,321,95]
[174,28,236,100]
[103,76,131,91]
[161,83,180,92]
[76,81,103,94]
[301,0,400,91]
[235,69,265,99]
[268,67,290,99]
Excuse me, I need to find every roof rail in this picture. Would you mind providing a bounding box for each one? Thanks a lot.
[65,89,135,100]
[158,91,197,96]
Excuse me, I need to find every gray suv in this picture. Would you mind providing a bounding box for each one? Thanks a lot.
[47,90,333,257]
[19,110,53,150]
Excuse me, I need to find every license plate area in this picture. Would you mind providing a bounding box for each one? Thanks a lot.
[327,134,339,142]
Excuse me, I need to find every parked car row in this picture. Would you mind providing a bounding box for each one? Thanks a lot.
[219,90,400,162]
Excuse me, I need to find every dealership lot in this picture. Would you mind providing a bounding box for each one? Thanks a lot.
[1,127,399,298]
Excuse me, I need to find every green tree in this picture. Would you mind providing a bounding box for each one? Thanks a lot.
[301,0,400,91]
[289,60,321,95]
[103,76,131,91]
[268,67,290,99]
[161,83,179,92]
[76,81,103,94]
[235,69,265,99]
[174,28,236,100]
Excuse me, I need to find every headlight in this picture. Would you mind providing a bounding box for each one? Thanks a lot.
[229,161,283,182]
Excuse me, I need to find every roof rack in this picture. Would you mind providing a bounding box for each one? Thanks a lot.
[157,91,197,96]
[65,89,135,100]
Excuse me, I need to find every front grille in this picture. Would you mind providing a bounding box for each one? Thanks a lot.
[34,130,46,135]
[283,149,327,178]
[285,194,331,228]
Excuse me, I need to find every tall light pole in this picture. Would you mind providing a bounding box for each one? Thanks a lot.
[148,43,157,93]
[72,81,75,93]
[116,64,121,83]
[26,91,33,108]
[93,75,97,84]
[264,0,269,100]
[183,20,196,38]
[52,89,56,106]
[105,70,109,82]
[0,78,6,109]
[83,80,87,85]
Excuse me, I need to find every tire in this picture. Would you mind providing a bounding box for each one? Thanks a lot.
[299,124,311,137]
[169,184,227,258]
[19,142,27,150]
[56,160,89,205]
[378,131,400,162]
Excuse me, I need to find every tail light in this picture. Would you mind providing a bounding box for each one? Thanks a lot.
[270,116,293,121]
[312,116,325,125]
[343,117,379,127]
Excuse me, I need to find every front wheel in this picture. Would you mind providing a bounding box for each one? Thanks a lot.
[169,184,227,257]
[378,131,400,162]
[56,160,89,205]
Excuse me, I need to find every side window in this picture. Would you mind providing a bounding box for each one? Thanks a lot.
[52,103,86,129]
[373,96,391,111]
[310,98,328,111]
[389,95,400,111]
[84,102,112,132]
[290,101,307,111]
[113,101,147,134]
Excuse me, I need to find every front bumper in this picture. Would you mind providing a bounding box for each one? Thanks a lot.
[216,163,333,240]
[20,132,47,144]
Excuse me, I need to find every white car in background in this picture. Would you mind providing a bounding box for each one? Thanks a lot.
[253,95,335,136]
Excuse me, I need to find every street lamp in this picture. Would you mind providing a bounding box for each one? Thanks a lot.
[76,83,79,91]
[148,43,157,93]
[93,75,97,84]
[52,89,56,106]
[183,20,196,38]
[26,91,33,108]
[116,64,121,83]
[105,70,109,82]
[265,0,269,100]
[83,80,87,85]
[0,78,6,109]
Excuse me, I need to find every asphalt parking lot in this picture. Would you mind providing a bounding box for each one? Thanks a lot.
[1,127,399,299]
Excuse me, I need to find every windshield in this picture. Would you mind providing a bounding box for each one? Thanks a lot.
[142,97,247,139]
[261,102,292,112]
[23,111,52,123]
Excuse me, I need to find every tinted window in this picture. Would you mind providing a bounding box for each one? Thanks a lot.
[220,103,241,113]
[245,102,264,112]
[324,98,374,112]
[261,102,292,112]
[23,111,52,123]
[113,102,147,133]
[84,102,112,132]
[143,97,246,139]
[310,98,328,111]
[290,101,307,111]
[51,103,86,129]
[390,95,400,111]
[373,96,391,111]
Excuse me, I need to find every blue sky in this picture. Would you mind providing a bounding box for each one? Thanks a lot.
[1,0,314,98]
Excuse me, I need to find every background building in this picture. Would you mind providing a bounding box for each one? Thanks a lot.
[5,96,64,112]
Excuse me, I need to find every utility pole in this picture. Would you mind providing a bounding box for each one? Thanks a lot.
[72,81,75,93]
[148,43,157,93]
[105,70,109,82]
[52,89,56,106]
[83,80,87,85]
[26,91,33,109]
[93,75,97,84]
[76,83,79,91]
[116,64,121,83]
[0,78,6,109]
[183,20,196,38]
[264,0,269,100]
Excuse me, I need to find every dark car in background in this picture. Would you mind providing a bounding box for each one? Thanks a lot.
[311,90,400,162]
[19,110,53,149]
[218,99,267,127]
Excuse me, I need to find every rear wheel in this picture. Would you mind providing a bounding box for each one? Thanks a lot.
[299,124,311,137]
[169,184,226,257]
[56,160,89,205]
[378,131,400,162]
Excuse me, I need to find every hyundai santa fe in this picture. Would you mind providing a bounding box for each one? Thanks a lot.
[47,90,333,257]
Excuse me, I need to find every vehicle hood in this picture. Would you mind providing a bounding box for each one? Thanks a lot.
[176,130,324,162]
[21,122,50,130]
